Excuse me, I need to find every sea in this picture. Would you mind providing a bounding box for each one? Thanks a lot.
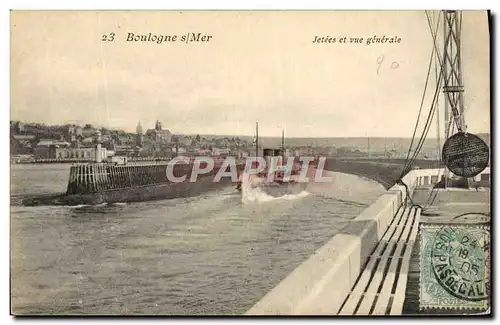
[10,163,385,315]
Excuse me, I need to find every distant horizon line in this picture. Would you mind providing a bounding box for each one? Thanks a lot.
[10,120,490,139]
[186,134,490,139]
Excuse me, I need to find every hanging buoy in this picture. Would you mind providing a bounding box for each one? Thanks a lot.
[442,132,489,178]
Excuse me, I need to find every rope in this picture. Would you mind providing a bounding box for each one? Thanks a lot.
[400,11,483,218]
[396,11,442,210]
[398,12,474,213]
[395,179,423,210]
[420,11,445,211]
[401,40,436,174]
[401,72,442,176]
[452,212,490,220]
[422,118,453,210]
[399,11,443,179]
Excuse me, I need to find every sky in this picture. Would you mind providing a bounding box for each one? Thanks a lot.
[10,10,490,137]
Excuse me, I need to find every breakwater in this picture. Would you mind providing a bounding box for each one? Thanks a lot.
[14,160,246,206]
[66,163,183,194]
[325,158,442,189]
[66,161,242,195]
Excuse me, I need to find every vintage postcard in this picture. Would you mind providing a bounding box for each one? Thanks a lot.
[10,10,490,316]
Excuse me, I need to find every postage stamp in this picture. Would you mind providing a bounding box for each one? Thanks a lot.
[420,224,490,310]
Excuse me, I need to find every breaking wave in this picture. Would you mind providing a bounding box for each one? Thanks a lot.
[240,177,309,204]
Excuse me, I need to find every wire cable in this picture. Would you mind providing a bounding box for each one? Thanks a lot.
[400,11,443,179]
[401,71,443,177]
[397,11,444,209]
[401,41,436,174]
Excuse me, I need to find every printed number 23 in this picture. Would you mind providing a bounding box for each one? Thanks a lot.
[101,32,115,42]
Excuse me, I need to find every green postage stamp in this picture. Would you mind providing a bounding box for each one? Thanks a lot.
[420,225,490,310]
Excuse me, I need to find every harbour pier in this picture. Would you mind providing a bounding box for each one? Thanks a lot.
[246,167,490,315]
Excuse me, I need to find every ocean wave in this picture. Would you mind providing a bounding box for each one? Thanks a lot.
[240,179,310,204]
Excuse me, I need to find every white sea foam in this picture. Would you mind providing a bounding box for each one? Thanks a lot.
[278,190,310,201]
[240,176,310,204]
[69,204,90,208]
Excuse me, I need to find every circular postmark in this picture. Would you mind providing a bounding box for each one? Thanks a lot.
[430,226,489,302]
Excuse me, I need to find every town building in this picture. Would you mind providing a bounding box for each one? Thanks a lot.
[33,131,107,161]
[11,121,25,134]
[64,125,83,142]
[11,134,37,151]
[114,145,137,157]
[145,120,172,144]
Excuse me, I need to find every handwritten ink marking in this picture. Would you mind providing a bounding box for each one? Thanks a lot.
[377,54,399,75]
[390,61,400,69]
[101,32,115,42]
[376,54,384,75]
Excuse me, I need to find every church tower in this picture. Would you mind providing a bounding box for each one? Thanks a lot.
[136,121,144,147]
[155,120,162,131]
